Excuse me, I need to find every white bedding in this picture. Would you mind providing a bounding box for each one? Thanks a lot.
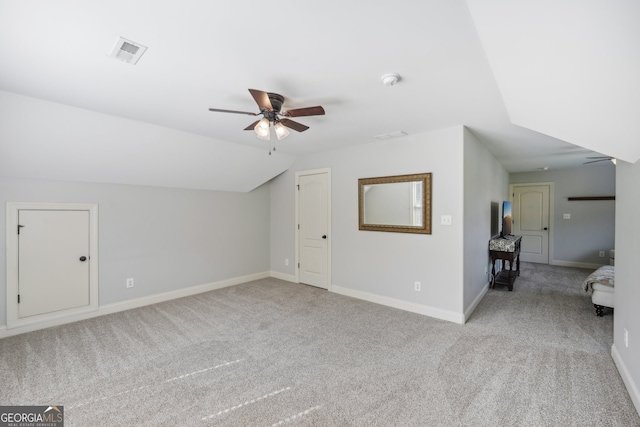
[582,265,615,293]
[582,265,615,312]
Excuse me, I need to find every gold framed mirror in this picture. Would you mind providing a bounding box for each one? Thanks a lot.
[358,173,431,234]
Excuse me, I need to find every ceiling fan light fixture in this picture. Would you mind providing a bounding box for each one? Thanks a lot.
[209,89,325,147]
[274,122,290,140]
[254,118,270,140]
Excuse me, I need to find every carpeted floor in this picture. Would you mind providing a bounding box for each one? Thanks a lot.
[1,263,638,426]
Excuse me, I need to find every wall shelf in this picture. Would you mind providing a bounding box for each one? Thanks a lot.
[567,196,615,201]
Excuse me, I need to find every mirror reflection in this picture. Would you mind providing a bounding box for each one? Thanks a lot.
[359,173,431,234]
[363,181,423,226]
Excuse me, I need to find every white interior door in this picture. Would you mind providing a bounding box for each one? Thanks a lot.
[298,171,329,289]
[512,185,550,264]
[18,209,91,318]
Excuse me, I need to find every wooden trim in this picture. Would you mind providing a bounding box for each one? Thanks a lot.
[1,272,269,337]
[568,196,615,201]
[331,284,465,324]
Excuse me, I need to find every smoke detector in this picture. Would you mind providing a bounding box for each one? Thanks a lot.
[109,37,147,65]
[381,73,401,86]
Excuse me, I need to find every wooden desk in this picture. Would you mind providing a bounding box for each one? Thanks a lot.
[489,235,522,291]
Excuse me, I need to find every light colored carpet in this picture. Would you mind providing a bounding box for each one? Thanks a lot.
[1,263,639,426]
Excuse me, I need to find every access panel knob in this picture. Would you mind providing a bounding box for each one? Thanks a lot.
[79,256,87,262]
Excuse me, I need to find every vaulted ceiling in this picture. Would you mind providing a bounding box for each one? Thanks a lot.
[1,1,637,191]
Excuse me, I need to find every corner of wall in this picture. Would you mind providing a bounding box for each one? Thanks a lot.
[611,343,640,416]
[461,128,509,315]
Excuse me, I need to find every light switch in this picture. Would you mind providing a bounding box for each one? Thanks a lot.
[563,213,571,219]
[441,215,452,226]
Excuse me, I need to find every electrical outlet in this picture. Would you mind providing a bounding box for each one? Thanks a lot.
[440,215,452,226]
[599,251,605,258]
[563,213,571,220]
[126,278,134,288]
[285,258,289,266]
[414,281,421,291]
[624,328,629,348]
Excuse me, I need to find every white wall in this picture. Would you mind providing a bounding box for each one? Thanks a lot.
[270,127,466,320]
[612,160,640,414]
[462,128,509,314]
[510,166,615,266]
[0,176,271,327]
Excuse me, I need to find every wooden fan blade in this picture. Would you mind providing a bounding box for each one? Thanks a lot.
[244,120,261,131]
[280,118,309,132]
[584,159,608,164]
[283,106,325,117]
[248,89,273,111]
[209,108,258,116]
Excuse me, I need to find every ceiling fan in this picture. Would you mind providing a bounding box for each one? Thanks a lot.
[209,89,325,154]
[584,156,617,165]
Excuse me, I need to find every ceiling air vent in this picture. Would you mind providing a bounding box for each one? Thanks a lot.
[109,37,147,65]
[374,131,408,140]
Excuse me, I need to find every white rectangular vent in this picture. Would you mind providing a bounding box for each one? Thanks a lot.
[120,41,139,55]
[374,131,408,140]
[109,37,147,65]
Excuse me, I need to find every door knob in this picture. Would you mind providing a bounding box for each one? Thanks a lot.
[322,235,327,239]
[79,256,87,262]
[543,227,548,231]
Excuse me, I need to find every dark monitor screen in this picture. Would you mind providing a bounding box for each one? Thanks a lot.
[491,202,499,237]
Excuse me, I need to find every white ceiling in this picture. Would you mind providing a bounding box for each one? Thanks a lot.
[467,0,640,164]
[1,0,635,191]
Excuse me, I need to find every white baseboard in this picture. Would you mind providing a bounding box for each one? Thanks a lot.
[331,285,465,324]
[269,271,297,283]
[611,344,640,417]
[551,260,603,270]
[464,282,489,323]
[0,271,270,338]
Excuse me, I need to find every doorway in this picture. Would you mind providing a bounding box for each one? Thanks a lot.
[510,183,554,264]
[6,202,99,329]
[296,168,331,289]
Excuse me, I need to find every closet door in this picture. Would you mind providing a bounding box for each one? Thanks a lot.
[18,209,91,318]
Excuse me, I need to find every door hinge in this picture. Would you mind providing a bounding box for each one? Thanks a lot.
[298,263,300,268]
[17,294,20,304]
[297,185,300,190]
[298,224,300,230]
[17,224,25,234]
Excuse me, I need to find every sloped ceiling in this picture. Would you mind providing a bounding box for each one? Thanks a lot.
[0,91,293,192]
[467,0,640,164]
[1,0,632,192]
